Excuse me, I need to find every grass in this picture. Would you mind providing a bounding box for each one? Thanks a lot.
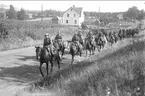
[0,19,79,51]
[16,29,145,96]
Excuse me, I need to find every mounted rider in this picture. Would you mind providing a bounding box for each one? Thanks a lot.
[86,31,94,45]
[71,33,81,53]
[43,33,52,47]
[77,30,83,45]
[54,31,63,45]
[54,31,63,60]
[43,33,54,56]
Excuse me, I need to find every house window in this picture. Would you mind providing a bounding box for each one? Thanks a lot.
[66,20,68,24]
[74,14,76,17]
[67,14,69,17]
[74,20,77,24]
[71,9,72,11]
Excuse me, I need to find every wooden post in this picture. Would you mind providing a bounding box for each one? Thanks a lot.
[41,1,43,21]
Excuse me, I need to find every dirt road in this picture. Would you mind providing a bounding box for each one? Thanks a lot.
[0,46,87,96]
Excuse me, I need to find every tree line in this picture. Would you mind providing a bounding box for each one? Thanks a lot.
[5,5,63,20]
[84,6,145,21]
[81,6,145,29]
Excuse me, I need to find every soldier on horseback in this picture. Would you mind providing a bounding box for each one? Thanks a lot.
[54,31,62,44]
[54,31,63,60]
[43,33,55,56]
[71,33,81,53]
[43,33,52,47]
[77,30,83,46]
[86,31,93,45]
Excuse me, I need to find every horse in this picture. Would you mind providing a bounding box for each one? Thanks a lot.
[69,41,83,65]
[38,45,61,77]
[53,40,65,58]
[95,36,104,52]
[35,46,42,60]
[84,37,96,56]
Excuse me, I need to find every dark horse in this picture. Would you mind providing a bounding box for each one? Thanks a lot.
[53,40,65,58]
[36,46,61,77]
[95,36,105,51]
[69,42,83,65]
[84,38,96,56]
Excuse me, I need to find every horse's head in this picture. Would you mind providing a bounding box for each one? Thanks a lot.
[70,42,77,51]
[53,41,60,50]
[35,46,42,59]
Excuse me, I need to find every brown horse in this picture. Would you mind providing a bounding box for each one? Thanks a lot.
[36,45,60,77]
[53,40,65,59]
[69,42,83,65]
[84,37,96,56]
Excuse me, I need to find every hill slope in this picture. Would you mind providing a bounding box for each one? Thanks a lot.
[17,30,145,96]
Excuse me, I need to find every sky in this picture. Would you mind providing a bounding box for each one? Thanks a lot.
[0,1,145,12]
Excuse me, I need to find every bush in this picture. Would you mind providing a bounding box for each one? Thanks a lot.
[0,22,9,38]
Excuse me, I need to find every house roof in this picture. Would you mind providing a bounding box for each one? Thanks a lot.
[52,16,61,20]
[63,6,82,17]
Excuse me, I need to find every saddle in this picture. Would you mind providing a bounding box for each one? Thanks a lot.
[44,45,56,55]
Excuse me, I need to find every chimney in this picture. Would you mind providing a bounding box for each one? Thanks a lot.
[73,5,75,7]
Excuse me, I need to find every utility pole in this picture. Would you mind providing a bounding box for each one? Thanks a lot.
[98,6,100,32]
[41,1,43,21]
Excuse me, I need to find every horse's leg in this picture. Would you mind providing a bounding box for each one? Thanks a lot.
[89,49,91,56]
[92,47,95,55]
[71,55,74,65]
[79,49,82,57]
[50,60,53,73]
[39,62,44,77]
[46,61,49,76]
[62,47,65,57]
[56,54,60,70]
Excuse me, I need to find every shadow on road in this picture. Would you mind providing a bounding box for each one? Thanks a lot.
[14,55,38,62]
[0,65,41,83]
[0,55,72,84]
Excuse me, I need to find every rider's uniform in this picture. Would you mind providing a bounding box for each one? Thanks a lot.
[54,34,63,45]
[43,37,51,47]
[43,37,54,55]
[54,34,63,60]
[72,35,80,44]
[77,33,83,45]
[86,32,93,45]
[71,34,80,52]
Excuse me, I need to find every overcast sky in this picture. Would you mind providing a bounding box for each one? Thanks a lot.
[0,1,145,12]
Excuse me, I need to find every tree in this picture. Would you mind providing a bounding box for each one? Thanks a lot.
[0,23,8,38]
[17,8,27,20]
[136,9,145,21]
[81,22,87,29]
[124,6,140,20]
[7,5,17,19]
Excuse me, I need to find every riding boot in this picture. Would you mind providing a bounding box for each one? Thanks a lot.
[77,46,80,55]
[59,52,62,61]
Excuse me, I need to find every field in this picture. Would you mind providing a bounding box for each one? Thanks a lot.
[15,27,145,96]
[0,19,79,51]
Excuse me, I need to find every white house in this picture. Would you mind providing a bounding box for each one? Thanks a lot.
[117,13,123,20]
[62,5,84,26]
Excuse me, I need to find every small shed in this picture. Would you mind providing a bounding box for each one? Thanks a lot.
[51,16,62,24]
